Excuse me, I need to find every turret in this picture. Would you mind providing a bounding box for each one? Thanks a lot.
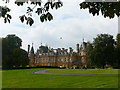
[29,43,35,67]
[30,43,34,54]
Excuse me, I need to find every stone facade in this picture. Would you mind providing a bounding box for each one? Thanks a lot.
[29,41,89,68]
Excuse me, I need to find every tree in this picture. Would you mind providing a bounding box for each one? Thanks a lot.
[116,34,120,48]
[115,34,120,68]
[2,34,29,69]
[2,34,22,69]
[88,34,115,68]
[0,38,2,68]
[80,1,120,19]
[13,48,29,68]
[86,42,95,68]
[0,0,120,26]
[0,0,63,26]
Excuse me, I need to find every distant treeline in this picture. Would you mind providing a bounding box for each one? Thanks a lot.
[1,33,120,70]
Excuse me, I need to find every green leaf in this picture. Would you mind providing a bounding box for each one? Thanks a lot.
[27,7,32,11]
[20,16,24,23]
[7,14,12,19]
[36,8,42,15]
[50,2,54,9]
[46,12,53,21]
[8,19,10,23]
[80,3,87,9]
[4,18,7,23]
[26,20,29,25]
[55,3,58,9]
[57,2,63,8]
[2,9,7,17]
[36,2,41,6]
[40,15,44,22]
[26,17,34,26]
[15,2,24,6]
[29,18,34,26]
[44,2,50,11]
[25,16,27,20]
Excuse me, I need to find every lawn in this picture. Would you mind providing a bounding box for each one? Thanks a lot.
[46,69,118,74]
[0,70,2,89]
[2,68,119,88]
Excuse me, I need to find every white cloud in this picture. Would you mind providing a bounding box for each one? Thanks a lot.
[0,0,118,52]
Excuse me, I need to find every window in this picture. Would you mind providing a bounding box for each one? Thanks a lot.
[69,58,72,62]
[81,57,85,63]
[61,58,64,62]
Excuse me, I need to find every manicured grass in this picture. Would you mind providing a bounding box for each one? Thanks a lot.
[2,68,118,88]
[46,69,118,74]
[0,70,2,89]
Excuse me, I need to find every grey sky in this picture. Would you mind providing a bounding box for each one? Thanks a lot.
[0,0,118,52]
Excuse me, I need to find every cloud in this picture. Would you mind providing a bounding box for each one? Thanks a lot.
[0,0,118,52]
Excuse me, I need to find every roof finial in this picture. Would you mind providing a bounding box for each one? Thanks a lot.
[41,42,42,46]
[32,42,33,46]
[83,38,84,42]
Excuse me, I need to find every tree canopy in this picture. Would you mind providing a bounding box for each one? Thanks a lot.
[80,1,120,19]
[13,48,29,68]
[115,34,120,68]
[0,0,63,26]
[0,0,120,26]
[87,34,116,68]
[2,34,29,69]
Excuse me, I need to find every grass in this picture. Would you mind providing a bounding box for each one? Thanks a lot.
[2,68,119,88]
[46,69,118,74]
[0,70,2,89]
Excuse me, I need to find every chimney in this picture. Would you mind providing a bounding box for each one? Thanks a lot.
[76,44,79,53]
[69,47,73,53]
[28,44,30,54]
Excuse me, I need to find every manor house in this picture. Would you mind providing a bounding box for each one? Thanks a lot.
[28,41,89,68]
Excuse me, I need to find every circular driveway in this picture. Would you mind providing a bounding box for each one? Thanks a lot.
[34,69,115,75]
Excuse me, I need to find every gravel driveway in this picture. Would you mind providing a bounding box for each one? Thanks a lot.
[34,69,115,75]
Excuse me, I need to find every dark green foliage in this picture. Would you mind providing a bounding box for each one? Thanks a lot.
[20,15,24,23]
[47,12,53,21]
[115,34,120,68]
[86,43,94,67]
[15,0,42,6]
[0,0,63,26]
[1,6,10,17]
[87,34,116,68]
[36,8,42,15]
[26,17,34,26]
[0,6,12,23]
[2,34,29,69]
[39,12,53,22]
[13,48,29,67]
[19,15,27,23]
[20,15,34,26]
[27,7,33,13]
[116,34,120,48]
[2,35,22,69]
[1,1,120,26]
[17,0,63,25]
[40,14,46,22]
[80,2,120,19]
[15,2,24,6]
[53,2,63,9]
